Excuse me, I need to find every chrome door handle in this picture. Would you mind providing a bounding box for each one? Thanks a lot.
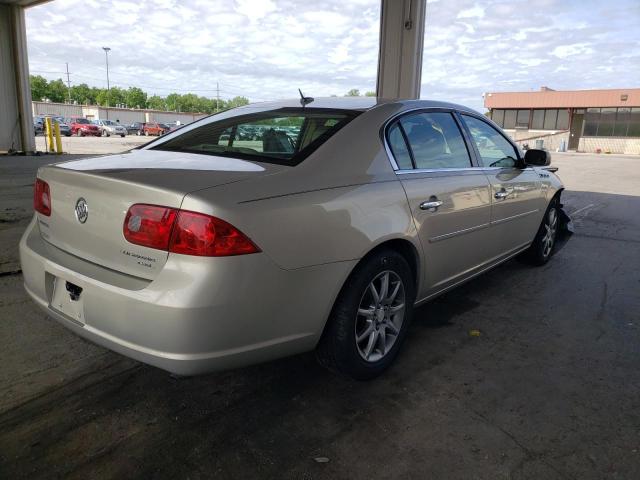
[420,199,443,211]
[494,189,510,199]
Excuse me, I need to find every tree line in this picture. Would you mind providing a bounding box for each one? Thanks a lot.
[30,75,377,114]
[29,75,249,114]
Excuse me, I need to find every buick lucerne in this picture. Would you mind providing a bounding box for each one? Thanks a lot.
[20,97,567,379]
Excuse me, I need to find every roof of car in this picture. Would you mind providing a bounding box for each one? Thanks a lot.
[234,97,481,115]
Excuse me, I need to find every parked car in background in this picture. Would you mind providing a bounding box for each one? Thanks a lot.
[165,122,186,132]
[92,119,127,137]
[125,122,145,135]
[66,117,101,137]
[51,116,72,137]
[33,117,44,135]
[21,98,569,379]
[33,116,71,137]
[143,122,169,136]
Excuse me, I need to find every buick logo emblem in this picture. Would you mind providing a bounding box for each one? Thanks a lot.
[75,198,88,224]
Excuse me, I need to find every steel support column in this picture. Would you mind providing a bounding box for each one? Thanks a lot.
[376,0,426,100]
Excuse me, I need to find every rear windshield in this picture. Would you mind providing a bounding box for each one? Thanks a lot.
[152,108,359,166]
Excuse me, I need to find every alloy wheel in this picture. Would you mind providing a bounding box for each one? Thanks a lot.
[542,207,558,258]
[355,270,406,362]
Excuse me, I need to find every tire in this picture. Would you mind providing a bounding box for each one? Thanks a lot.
[524,197,559,266]
[77,129,83,137]
[121,134,125,138]
[316,248,415,380]
[136,130,141,136]
[144,131,149,136]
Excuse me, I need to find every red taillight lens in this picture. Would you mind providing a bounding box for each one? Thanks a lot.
[122,204,260,257]
[123,204,178,250]
[170,210,260,257]
[34,178,51,216]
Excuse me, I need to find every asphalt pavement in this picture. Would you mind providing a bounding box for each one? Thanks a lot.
[0,152,639,479]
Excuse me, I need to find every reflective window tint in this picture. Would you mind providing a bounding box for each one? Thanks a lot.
[543,109,558,130]
[503,110,517,129]
[462,115,519,168]
[556,109,570,130]
[399,112,471,169]
[628,108,640,137]
[491,109,505,127]
[387,123,413,169]
[532,110,545,129]
[516,110,530,128]
[597,108,617,136]
[584,108,600,136]
[614,108,631,137]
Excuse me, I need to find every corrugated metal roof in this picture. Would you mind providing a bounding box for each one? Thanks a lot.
[484,88,640,109]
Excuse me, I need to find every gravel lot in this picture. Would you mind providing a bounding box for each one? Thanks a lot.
[35,134,151,154]
[0,152,639,479]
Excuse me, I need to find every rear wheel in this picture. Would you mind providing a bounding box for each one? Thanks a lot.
[525,197,559,265]
[317,249,415,380]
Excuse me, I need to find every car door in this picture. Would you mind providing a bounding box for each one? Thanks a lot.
[459,114,545,255]
[387,110,493,297]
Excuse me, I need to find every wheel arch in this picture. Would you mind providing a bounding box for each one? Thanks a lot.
[316,237,421,347]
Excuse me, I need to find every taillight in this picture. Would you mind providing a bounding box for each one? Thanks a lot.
[122,204,260,257]
[123,204,178,250]
[34,178,51,216]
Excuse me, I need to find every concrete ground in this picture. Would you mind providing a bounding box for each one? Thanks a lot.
[35,134,151,155]
[0,152,639,479]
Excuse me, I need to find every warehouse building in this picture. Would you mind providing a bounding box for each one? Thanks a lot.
[484,87,640,154]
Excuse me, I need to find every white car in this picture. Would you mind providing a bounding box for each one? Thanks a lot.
[21,97,568,379]
[92,119,127,137]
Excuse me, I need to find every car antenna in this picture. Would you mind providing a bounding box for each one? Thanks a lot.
[298,89,314,107]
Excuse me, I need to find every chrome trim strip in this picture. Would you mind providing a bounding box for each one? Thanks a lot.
[491,209,539,226]
[396,167,486,174]
[428,223,490,243]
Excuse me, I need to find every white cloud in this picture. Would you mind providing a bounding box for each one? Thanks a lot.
[457,5,485,19]
[24,0,640,112]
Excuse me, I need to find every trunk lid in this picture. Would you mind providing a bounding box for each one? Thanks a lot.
[37,149,283,280]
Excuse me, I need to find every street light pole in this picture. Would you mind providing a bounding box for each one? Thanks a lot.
[102,47,111,119]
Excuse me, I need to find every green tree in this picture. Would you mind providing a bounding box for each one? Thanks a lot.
[345,89,360,96]
[126,87,147,109]
[365,91,376,97]
[30,75,49,102]
[146,95,166,110]
[47,79,68,103]
[70,83,96,104]
[227,96,249,108]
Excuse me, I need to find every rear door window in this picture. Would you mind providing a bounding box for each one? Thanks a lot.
[153,108,358,166]
[398,112,472,169]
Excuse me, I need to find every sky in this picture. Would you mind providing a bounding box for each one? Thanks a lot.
[26,0,640,112]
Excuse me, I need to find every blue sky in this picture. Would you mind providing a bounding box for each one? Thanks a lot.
[26,0,640,111]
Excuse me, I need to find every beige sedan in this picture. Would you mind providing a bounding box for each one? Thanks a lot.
[20,97,566,379]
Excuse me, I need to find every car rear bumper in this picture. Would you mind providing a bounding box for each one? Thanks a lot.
[19,217,353,375]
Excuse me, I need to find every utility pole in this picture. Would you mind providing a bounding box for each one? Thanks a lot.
[216,82,220,112]
[102,46,111,119]
[65,63,71,103]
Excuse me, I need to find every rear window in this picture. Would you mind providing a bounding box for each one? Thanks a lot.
[152,108,359,166]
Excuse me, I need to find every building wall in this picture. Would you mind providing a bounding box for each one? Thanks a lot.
[503,129,570,152]
[31,101,207,125]
[579,137,640,155]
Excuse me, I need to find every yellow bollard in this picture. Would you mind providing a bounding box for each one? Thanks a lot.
[54,122,63,154]
[45,117,55,153]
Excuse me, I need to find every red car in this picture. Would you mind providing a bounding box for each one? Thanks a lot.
[143,122,169,136]
[67,117,101,137]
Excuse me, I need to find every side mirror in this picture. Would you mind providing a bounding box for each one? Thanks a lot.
[524,148,551,166]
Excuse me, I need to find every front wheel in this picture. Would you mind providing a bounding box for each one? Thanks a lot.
[316,249,415,380]
[525,198,559,265]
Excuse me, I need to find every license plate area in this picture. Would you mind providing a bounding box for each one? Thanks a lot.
[50,278,85,324]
